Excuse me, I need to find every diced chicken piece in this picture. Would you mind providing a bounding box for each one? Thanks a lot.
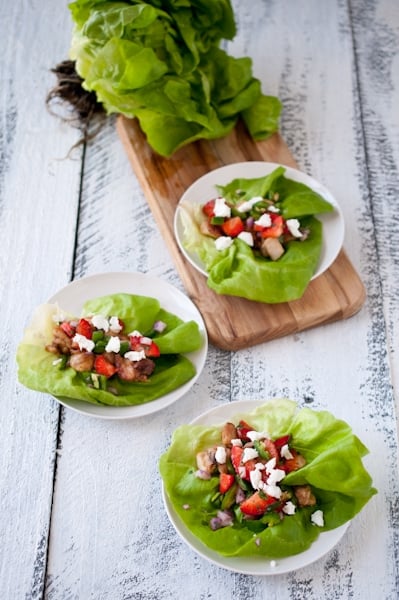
[69,352,95,372]
[114,355,155,382]
[221,422,238,445]
[260,237,285,260]
[196,449,217,475]
[294,485,317,507]
[200,220,221,238]
[45,326,73,355]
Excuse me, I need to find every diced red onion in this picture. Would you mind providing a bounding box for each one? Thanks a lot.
[235,488,246,504]
[216,510,233,527]
[153,320,167,333]
[195,469,211,480]
[246,216,254,228]
[210,517,222,530]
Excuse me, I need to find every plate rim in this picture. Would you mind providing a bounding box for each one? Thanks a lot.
[162,399,351,575]
[174,161,345,282]
[46,271,208,420]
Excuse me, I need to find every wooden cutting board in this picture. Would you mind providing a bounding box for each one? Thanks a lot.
[116,116,366,350]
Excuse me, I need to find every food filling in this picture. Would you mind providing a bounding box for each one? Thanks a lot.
[194,418,323,532]
[46,313,166,392]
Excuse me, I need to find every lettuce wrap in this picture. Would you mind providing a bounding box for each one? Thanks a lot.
[17,293,203,407]
[159,400,377,558]
[180,166,335,303]
[68,0,281,156]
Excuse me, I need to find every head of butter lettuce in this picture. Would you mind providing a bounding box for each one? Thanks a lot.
[180,166,335,303]
[16,293,203,407]
[159,400,377,558]
[68,0,281,156]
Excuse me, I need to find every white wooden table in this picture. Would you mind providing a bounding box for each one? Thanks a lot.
[2,1,399,598]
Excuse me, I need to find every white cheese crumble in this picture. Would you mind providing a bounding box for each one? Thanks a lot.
[215,446,227,464]
[311,510,324,527]
[128,330,142,338]
[282,501,296,515]
[213,197,231,218]
[92,314,110,332]
[105,336,121,353]
[247,430,269,442]
[286,218,302,238]
[125,350,146,362]
[215,236,233,251]
[242,447,259,463]
[249,468,263,490]
[237,231,254,246]
[109,316,122,333]
[262,483,282,499]
[268,205,280,213]
[280,444,294,460]
[237,196,263,212]
[266,468,286,486]
[73,333,95,352]
[52,358,63,366]
[265,457,277,473]
[231,438,243,447]
[254,213,272,228]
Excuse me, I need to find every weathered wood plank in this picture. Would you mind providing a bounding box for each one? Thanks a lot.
[0,1,82,598]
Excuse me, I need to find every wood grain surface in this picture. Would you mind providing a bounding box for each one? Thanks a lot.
[117,116,366,350]
[1,1,399,599]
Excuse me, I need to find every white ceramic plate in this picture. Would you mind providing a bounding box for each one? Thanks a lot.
[48,272,208,420]
[174,162,345,281]
[162,400,350,575]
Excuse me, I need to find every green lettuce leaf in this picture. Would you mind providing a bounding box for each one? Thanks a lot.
[180,166,334,303]
[16,293,203,406]
[68,0,281,156]
[159,399,377,558]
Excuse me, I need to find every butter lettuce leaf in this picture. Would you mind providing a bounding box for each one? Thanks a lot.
[16,293,203,406]
[180,167,334,303]
[68,0,281,156]
[159,400,377,558]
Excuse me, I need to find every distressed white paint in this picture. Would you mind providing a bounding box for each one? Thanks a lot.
[1,0,398,599]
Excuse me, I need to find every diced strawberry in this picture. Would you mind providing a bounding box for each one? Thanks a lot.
[129,335,142,351]
[274,435,291,450]
[144,341,160,357]
[60,321,75,338]
[263,438,279,461]
[76,318,93,339]
[236,420,253,441]
[282,449,307,473]
[202,199,216,218]
[221,216,244,237]
[243,458,258,481]
[231,445,244,473]
[94,355,117,378]
[240,491,276,516]
[260,214,284,238]
[219,473,235,494]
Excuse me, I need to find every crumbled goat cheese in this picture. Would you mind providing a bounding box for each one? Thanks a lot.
[105,336,121,353]
[237,231,254,246]
[265,457,277,473]
[247,430,269,441]
[286,218,302,238]
[92,314,110,332]
[213,197,231,218]
[73,333,95,352]
[311,510,324,527]
[237,196,263,212]
[266,468,286,486]
[231,439,243,447]
[125,350,146,362]
[215,236,233,251]
[109,316,122,333]
[283,501,296,515]
[215,446,227,464]
[242,447,259,463]
[280,444,294,460]
[254,213,272,228]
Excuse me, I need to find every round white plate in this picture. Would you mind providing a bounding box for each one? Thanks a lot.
[174,162,345,281]
[48,272,208,420]
[162,400,350,575]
